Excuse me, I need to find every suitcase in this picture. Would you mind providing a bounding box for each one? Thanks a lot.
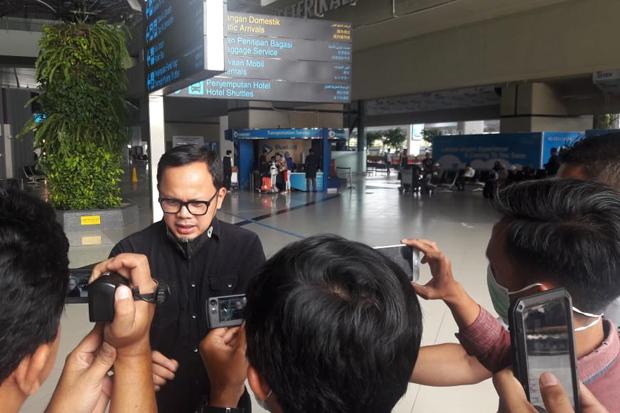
[261,177,272,192]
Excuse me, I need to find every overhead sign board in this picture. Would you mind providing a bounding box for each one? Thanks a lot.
[145,0,225,94]
[172,12,352,103]
[271,0,358,19]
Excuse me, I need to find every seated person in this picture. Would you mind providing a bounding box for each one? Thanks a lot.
[409,179,620,411]
[557,132,620,326]
[198,234,423,413]
[456,163,476,190]
[0,188,157,413]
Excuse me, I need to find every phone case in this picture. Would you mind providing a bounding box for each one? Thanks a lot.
[509,288,580,412]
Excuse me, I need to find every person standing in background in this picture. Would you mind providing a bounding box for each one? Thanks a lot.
[305,148,319,192]
[285,151,294,171]
[222,150,232,190]
[385,149,392,175]
[545,147,561,176]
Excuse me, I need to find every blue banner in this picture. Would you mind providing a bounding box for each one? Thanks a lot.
[541,131,584,166]
[432,134,542,170]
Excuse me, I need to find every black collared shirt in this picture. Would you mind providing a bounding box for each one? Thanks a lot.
[110,219,265,413]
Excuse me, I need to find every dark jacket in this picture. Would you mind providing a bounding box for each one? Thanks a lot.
[304,154,319,178]
[110,219,265,413]
[223,155,232,175]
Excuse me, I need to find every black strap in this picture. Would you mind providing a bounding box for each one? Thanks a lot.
[131,279,170,304]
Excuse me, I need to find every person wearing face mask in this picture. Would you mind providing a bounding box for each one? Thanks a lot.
[408,179,620,412]
[556,133,620,326]
[110,145,266,413]
[196,235,424,413]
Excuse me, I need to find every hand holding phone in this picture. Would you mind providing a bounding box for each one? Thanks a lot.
[374,244,419,282]
[509,288,580,412]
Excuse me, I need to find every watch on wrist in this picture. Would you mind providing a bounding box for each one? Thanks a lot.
[131,279,170,304]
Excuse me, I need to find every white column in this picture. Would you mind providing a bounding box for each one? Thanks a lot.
[2,124,13,179]
[149,94,165,223]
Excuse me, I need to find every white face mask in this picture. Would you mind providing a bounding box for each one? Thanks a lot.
[486,264,603,331]
[256,390,273,412]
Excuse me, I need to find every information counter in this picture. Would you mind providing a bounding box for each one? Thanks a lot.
[290,172,324,191]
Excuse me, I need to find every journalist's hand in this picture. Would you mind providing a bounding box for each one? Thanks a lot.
[45,325,116,413]
[199,326,248,408]
[90,253,156,357]
[402,239,463,303]
[152,350,179,391]
[493,369,608,413]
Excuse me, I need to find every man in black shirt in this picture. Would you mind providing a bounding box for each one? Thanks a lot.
[110,145,265,413]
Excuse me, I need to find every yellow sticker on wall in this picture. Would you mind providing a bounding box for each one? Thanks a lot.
[80,215,101,226]
[81,236,102,246]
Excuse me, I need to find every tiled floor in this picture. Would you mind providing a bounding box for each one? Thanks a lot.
[23,169,501,413]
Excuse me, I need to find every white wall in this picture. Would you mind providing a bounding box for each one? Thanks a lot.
[332,151,366,174]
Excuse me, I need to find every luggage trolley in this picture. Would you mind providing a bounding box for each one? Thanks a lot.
[399,167,423,195]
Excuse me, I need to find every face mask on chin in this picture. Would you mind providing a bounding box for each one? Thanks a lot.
[486,265,603,330]
[256,390,273,412]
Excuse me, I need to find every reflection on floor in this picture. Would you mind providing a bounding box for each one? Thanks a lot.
[23,171,501,413]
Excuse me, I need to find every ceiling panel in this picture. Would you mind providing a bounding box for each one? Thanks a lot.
[0,0,141,25]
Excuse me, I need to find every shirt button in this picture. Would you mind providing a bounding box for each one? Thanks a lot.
[191,283,196,288]
[193,348,198,353]
[191,314,197,319]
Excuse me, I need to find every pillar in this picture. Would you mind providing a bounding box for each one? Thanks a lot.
[500,82,593,133]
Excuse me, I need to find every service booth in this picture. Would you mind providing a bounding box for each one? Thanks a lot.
[226,128,346,192]
[432,131,584,170]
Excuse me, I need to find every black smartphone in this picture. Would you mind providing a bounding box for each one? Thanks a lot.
[206,294,247,329]
[374,244,419,282]
[509,288,580,412]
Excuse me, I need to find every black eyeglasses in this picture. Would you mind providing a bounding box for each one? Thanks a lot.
[159,191,219,216]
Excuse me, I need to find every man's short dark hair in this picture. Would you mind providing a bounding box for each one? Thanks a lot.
[156,144,223,189]
[0,189,69,383]
[495,179,620,313]
[559,133,620,190]
[245,235,422,413]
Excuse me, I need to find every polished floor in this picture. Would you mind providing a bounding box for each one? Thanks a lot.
[23,168,501,413]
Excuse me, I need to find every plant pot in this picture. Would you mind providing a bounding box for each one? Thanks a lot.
[55,202,139,239]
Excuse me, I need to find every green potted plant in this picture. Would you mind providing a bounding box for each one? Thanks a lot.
[21,20,131,211]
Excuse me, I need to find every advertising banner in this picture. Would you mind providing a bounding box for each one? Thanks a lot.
[541,131,584,167]
[432,134,542,170]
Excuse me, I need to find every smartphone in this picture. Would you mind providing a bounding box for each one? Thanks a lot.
[206,294,247,329]
[509,288,580,412]
[374,244,419,282]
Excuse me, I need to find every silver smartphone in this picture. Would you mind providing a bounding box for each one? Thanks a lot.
[374,244,420,282]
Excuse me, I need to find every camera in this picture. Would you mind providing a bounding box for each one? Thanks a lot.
[88,272,130,322]
[206,294,247,329]
[88,271,170,322]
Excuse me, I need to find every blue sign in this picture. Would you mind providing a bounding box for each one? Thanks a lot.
[226,128,346,141]
[541,131,584,166]
[432,134,542,170]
